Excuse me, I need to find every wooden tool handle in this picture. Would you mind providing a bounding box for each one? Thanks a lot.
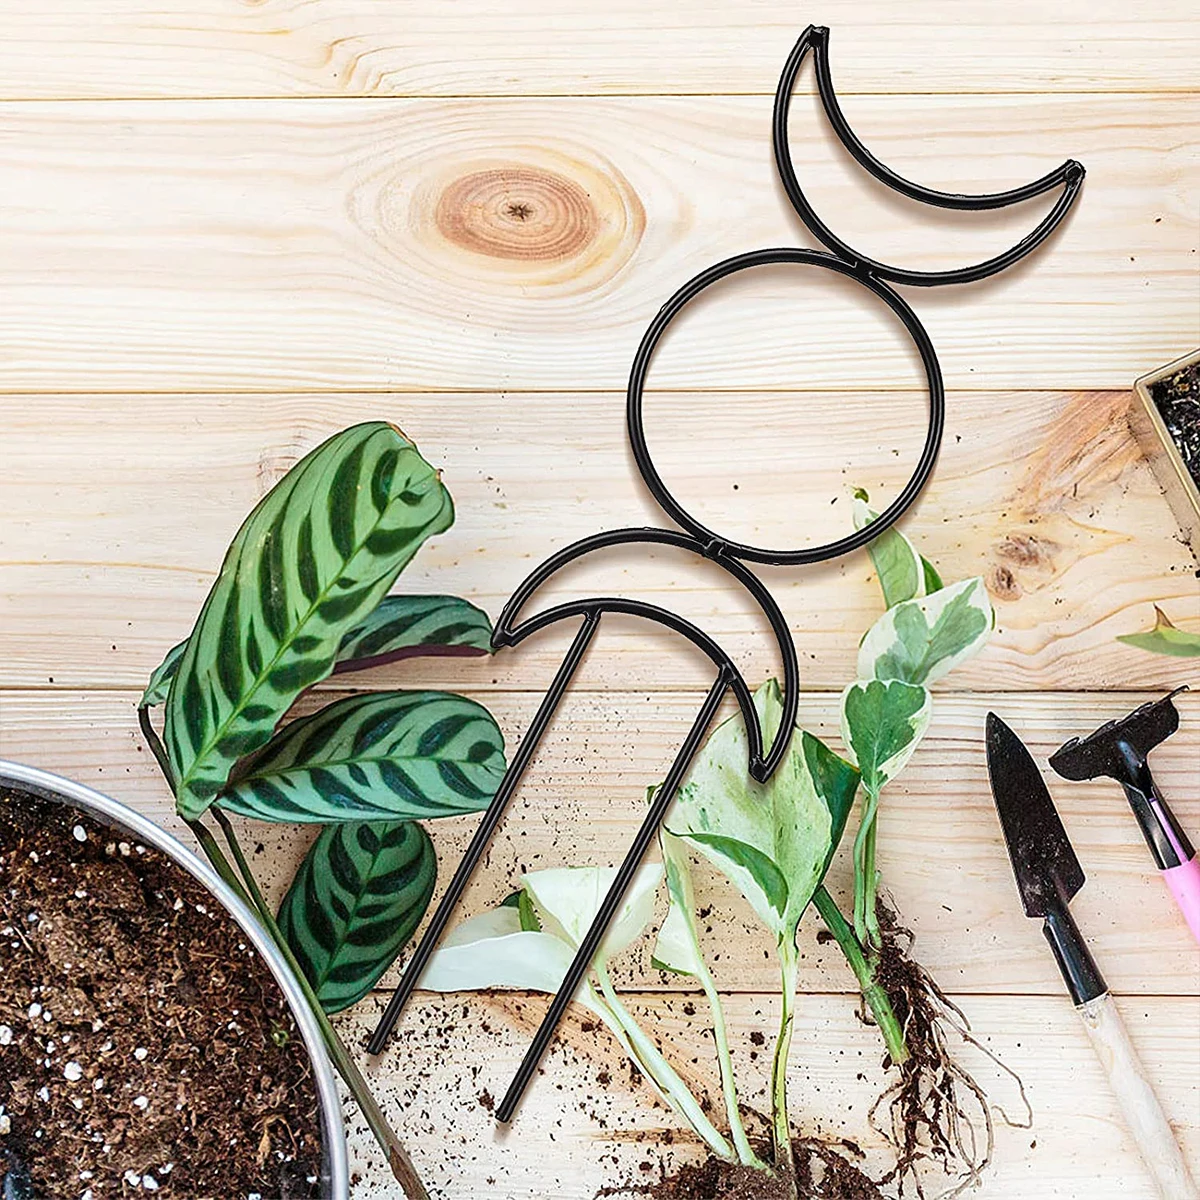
[1078,992,1199,1199]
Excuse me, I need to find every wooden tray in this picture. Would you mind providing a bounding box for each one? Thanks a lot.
[1130,349,1200,552]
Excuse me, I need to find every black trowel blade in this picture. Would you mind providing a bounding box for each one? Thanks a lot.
[986,713,1085,919]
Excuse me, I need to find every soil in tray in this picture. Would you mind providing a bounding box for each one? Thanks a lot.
[1150,359,1200,486]
[0,788,323,1200]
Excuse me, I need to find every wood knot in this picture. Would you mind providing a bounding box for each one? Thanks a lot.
[987,564,1022,601]
[436,167,599,264]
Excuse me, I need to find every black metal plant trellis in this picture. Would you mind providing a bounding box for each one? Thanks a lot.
[367,24,1085,1121]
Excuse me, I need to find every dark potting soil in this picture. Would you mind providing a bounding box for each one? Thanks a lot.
[0,788,323,1200]
[1150,359,1200,486]
[613,1137,883,1200]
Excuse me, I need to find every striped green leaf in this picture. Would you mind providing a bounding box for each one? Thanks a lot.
[142,594,492,711]
[335,594,493,672]
[162,423,454,819]
[141,640,187,708]
[216,691,505,823]
[278,820,436,1014]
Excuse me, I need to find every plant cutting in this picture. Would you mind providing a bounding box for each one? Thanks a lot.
[1118,606,1200,657]
[414,489,1015,1200]
[137,422,507,1200]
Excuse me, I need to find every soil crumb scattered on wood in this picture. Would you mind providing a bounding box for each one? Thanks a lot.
[0,787,323,1199]
[1150,359,1200,485]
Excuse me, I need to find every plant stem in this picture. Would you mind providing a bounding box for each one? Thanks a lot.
[812,885,909,1067]
[852,789,881,949]
[594,963,735,1162]
[694,959,764,1168]
[211,811,430,1200]
[769,949,798,1198]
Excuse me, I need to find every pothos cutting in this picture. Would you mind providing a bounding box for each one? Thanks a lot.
[422,490,1017,1199]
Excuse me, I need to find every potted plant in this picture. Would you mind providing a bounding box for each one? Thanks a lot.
[0,761,349,1199]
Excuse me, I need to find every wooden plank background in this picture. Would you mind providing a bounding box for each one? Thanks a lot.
[0,3,1197,1197]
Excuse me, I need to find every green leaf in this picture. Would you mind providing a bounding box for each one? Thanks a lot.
[144,594,491,711]
[852,489,922,608]
[163,423,454,819]
[921,556,944,594]
[858,576,992,686]
[1117,606,1200,658]
[802,731,861,875]
[141,640,187,708]
[840,679,931,798]
[278,819,436,1014]
[665,679,856,949]
[216,691,505,824]
[335,594,493,671]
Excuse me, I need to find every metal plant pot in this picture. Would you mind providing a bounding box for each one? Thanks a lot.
[0,760,351,1200]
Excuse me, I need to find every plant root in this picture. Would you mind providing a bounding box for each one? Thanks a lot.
[865,900,1031,1199]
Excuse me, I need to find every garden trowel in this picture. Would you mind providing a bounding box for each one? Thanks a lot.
[985,713,1198,1200]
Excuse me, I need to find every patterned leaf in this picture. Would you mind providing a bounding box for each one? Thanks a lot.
[141,640,187,708]
[335,594,493,671]
[143,595,492,711]
[665,679,857,948]
[163,423,454,819]
[216,691,505,823]
[278,820,436,1014]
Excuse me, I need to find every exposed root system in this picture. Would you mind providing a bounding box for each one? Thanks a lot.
[617,898,1029,1200]
[863,901,1030,1199]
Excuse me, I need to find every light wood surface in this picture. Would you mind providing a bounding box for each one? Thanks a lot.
[1,4,1197,1197]
[0,1,1196,98]
[0,95,1192,393]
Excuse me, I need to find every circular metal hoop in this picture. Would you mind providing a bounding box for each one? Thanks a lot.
[626,246,945,565]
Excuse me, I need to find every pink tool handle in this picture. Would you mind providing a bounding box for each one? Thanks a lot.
[1163,855,1200,944]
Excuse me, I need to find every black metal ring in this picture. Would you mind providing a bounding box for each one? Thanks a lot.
[626,247,944,566]
[773,25,1086,288]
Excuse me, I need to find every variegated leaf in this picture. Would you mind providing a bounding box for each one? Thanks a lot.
[840,679,931,798]
[217,691,505,823]
[857,576,993,686]
[852,489,923,609]
[278,820,436,1014]
[163,423,453,818]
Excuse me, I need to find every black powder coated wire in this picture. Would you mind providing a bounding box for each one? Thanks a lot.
[367,23,1085,1120]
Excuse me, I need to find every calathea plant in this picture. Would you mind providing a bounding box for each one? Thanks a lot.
[138,422,506,1200]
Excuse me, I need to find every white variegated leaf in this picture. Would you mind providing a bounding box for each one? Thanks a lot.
[521,864,662,963]
[857,576,992,686]
[840,679,931,798]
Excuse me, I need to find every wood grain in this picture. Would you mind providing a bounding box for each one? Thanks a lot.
[333,991,1200,1198]
[3,688,1197,997]
[0,1,1196,98]
[2,390,1195,694]
[0,95,1192,393]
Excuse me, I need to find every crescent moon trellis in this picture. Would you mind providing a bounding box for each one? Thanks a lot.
[367,24,1085,1122]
